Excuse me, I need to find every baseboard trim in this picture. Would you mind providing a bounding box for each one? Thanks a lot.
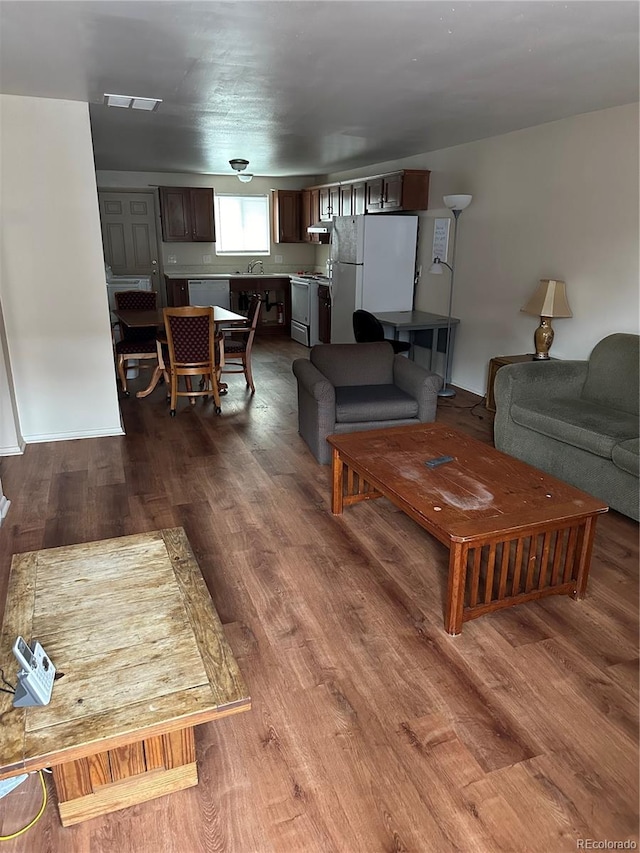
[23,427,125,444]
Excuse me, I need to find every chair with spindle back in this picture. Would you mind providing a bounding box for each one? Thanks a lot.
[219,293,262,393]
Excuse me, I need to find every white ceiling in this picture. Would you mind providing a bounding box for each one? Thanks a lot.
[1,1,638,177]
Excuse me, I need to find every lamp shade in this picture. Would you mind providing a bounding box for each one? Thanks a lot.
[521,279,572,318]
[443,194,472,211]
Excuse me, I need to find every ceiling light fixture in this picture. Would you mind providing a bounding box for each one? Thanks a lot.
[229,158,253,183]
[104,93,162,111]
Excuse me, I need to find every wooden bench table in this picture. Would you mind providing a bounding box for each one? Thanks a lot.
[0,528,250,826]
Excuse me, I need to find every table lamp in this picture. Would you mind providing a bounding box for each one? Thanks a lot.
[521,279,572,359]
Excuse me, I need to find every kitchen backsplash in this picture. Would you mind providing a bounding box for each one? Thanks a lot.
[161,239,323,275]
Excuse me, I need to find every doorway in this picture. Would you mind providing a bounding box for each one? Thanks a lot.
[98,190,162,298]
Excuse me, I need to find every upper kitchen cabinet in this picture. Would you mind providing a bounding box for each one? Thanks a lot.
[302,189,324,244]
[271,189,302,243]
[364,170,430,213]
[158,187,215,242]
[339,184,353,217]
[319,184,340,221]
[340,181,366,216]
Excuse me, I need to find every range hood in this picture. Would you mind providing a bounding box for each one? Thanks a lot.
[307,220,333,234]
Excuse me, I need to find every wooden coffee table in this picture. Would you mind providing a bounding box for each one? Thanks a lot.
[0,528,250,826]
[328,424,608,635]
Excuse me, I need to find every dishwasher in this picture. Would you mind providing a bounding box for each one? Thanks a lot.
[187,279,230,309]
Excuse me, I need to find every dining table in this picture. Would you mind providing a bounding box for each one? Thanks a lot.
[113,305,248,399]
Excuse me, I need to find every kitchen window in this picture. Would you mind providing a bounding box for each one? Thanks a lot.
[214,193,270,255]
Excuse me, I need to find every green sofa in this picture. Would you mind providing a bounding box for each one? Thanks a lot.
[494,333,639,520]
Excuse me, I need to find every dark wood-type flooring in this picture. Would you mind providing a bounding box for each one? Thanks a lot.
[0,338,638,852]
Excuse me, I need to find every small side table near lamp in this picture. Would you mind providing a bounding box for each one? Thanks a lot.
[486,278,572,413]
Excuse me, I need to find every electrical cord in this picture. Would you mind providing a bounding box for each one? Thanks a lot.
[438,396,489,419]
[0,770,47,841]
[0,671,15,695]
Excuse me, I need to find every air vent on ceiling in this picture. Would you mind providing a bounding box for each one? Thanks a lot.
[104,94,162,111]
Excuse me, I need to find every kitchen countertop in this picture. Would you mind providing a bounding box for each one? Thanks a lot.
[164,271,301,280]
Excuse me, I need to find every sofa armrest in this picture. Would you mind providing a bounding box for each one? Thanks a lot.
[292,358,336,404]
[494,360,589,451]
[393,355,442,422]
[494,360,589,409]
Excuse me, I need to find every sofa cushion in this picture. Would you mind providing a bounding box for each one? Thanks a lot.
[311,342,394,387]
[510,398,638,459]
[335,384,418,423]
[612,438,640,477]
[581,333,639,417]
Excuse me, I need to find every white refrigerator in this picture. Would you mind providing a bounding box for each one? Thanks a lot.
[329,215,418,344]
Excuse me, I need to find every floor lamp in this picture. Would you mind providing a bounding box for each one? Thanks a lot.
[429,194,473,397]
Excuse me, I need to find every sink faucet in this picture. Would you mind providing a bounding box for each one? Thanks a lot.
[247,259,264,274]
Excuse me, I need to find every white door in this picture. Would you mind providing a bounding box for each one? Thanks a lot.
[99,191,161,291]
[330,262,359,344]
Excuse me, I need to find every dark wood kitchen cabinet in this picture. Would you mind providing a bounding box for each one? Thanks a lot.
[319,184,340,221]
[158,187,215,242]
[271,190,302,243]
[339,184,353,216]
[302,189,323,244]
[318,284,331,344]
[165,276,189,306]
[365,170,430,213]
[340,181,366,216]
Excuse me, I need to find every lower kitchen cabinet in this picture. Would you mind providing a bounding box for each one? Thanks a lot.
[318,284,331,343]
[229,278,291,335]
[165,276,189,306]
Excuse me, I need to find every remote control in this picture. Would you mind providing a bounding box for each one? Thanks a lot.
[424,455,455,469]
[12,636,56,706]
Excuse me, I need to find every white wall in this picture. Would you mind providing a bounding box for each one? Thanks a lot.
[0,95,123,443]
[328,104,639,395]
[0,296,23,455]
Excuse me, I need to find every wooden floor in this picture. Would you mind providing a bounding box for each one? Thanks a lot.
[0,337,637,852]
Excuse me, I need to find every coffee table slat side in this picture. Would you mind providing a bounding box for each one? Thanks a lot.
[0,551,38,779]
[162,528,250,711]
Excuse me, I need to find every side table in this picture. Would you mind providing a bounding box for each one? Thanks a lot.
[486,354,535,412]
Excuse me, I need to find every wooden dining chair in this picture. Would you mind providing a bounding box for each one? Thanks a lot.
[163,306,222,416]
[219,294,262,393]
[114,290,159,396]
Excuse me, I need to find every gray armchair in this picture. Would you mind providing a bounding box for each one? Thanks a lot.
[292,342,443,464]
